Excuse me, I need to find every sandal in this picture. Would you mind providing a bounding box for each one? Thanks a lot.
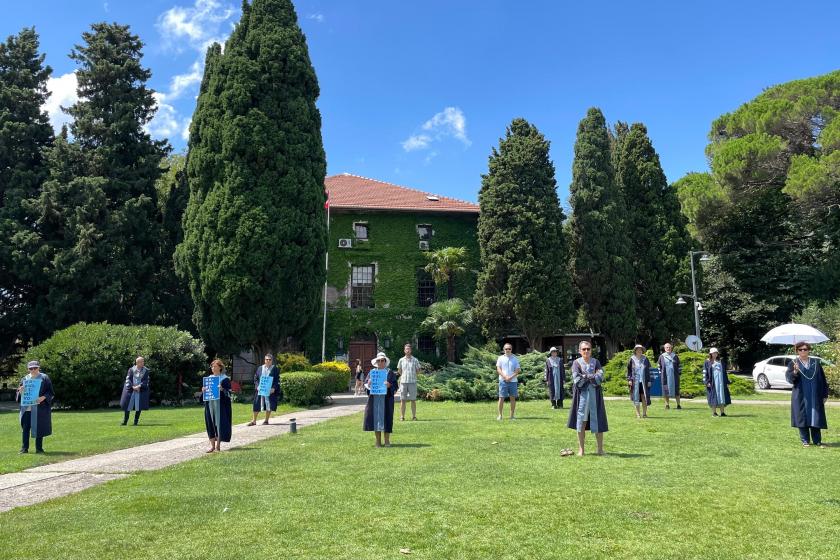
[262,420,270,425]
[246,421,256,426]
[560,448,573,457]
[802,442,810,447]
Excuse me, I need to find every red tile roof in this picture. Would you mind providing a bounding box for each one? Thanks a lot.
[325,173,479,214]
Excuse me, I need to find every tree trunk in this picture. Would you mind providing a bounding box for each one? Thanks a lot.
[447,278,455,300]
[447,334,456,363]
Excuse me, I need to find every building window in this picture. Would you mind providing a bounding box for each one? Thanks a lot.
[417,224,433,240]
[353,222,369,240]
[417,269,436,307]
[351,264,374,308]
[417,335,436,355]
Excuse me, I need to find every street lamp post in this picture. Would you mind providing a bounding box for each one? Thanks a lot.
[676,251,708,349]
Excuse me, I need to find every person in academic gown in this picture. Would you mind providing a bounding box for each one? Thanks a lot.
[16,360,54,454]
[703,347,731,416]
[657,342,682,410]
[203,359,233,452]
[567,341,608,456]
[363,352,397,447]
[544,347,566,409]
[120,356,150,426]
[249,353,280,426]
[627,344,652,418]
[786,341,829,447]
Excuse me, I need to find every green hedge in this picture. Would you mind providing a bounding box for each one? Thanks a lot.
[278,353,311,373]
[312,361,352,393]
[280,371,334,405]
[19,322,206,409]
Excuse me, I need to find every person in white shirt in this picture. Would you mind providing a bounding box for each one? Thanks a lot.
[397,343,421,421]
[496,343,521,420]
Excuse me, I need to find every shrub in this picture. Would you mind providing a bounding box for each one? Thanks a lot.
[277,352,311,373]
[312,361,351,393]
[825,364,840,398]
[19,322,206,409]
[280,371,331,405]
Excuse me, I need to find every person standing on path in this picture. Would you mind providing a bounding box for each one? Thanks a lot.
[496,344,521,420]
[658,343,681,410]
[786,341,829,448]
[249,354,280,426]
[202,359,232,453]
[354,359,364,396]
[627,345,652,419]
[120,356,150,426]
[16,360,54,454]
[397,343,421,421]
[363,352,397,447]
[703,348,731,417]
[566,341,607,456]
[544,347,565,409]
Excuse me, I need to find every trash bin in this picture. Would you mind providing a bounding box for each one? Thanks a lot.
[649,367,662,397]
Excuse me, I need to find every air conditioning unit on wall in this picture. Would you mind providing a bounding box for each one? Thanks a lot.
[419,240,430,251]
[338,238,352,249]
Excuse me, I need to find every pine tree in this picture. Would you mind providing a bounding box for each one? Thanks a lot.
[569,108,636,352]
[0,28,53,350]
[177,0,328,358]
[615,123,692,348]
[31,23,169,336]
[474,118,574,348]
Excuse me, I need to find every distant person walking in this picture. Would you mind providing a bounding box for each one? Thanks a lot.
[16,360,54,454]
[567,341,607,456]
[544,346,565,409]
[496,343,521,420]
[658,343,681,409]
[363,352,397,447]
[120,356,150,426]
[703,347,731,417]
[786,341,829,448]
[627,345,651,419]
[203,359,232,452]
[249,354,280,426]
[397,343,421,421]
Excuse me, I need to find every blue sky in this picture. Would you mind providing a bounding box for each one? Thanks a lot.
[5,1,840,206]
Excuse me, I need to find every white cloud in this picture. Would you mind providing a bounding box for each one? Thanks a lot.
[42,72,78,133]
[307,13,325,23]
[157,0,235,52]
[146,92,184,139]
[401,107,471,152]
[168,60,203,100]
[181,118,192,141]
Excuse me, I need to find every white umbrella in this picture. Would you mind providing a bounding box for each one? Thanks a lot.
[760,323,829,346]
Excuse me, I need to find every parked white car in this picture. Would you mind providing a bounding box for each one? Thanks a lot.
[752,355,831,389]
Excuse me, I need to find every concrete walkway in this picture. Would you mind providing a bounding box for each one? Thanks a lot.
[0,394,367,513]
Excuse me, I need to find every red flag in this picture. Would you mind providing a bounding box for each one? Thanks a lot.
[324,190,330,210]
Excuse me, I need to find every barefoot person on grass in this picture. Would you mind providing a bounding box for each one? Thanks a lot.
[627,345,651,419]
[567,341,607,456]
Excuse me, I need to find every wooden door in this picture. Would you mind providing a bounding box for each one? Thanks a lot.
[349,338,377,375]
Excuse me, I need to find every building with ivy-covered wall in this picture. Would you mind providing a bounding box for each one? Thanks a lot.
[303,173,480,370]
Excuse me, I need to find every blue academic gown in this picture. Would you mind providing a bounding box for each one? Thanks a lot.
[252,364,280,412]
[786,359,829,429]
[657,352,681,398]
[626,356,652,405]
[566,358,609,433]
[18,373,54,438]
[703,360,731,407]
[202,375,233,442]
[119,367,151,411]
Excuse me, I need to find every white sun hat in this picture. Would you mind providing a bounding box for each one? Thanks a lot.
[371,352,390,368]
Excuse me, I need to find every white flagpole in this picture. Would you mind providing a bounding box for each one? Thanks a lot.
[321,194,330,363]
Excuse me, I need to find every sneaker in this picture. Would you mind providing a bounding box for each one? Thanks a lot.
[509,415,516,420]
[720,412,727,417]
[713,412,718,417]
[677,405,682,410]
[35,449,45,454]
[19,448,28,454]
[496,415,502,421]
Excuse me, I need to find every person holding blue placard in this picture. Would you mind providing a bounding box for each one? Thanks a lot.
[120,356,150,426]
[202,359,232,453]
[363,352,397,448]
[249,354,280,426]
[16,361,54,454]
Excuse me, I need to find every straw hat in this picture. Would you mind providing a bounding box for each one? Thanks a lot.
[371,352,390,368]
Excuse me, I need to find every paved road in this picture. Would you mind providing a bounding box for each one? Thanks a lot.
[0,394,367,513]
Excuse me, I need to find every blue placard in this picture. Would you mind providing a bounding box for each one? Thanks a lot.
[368,369,387,395]
[21,378,42,407]
[257,374,273,397]
[203,376,220,401]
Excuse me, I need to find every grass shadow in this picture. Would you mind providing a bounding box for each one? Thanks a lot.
[387,443,432,448]
[604,452,651,459]
[508,417,550,421]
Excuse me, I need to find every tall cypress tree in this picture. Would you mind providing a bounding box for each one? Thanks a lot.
[177,0,327,357]
[32,23,169,335]
[615,123,692,348]
[569,108,636,352]
[474,118,574,348]
[0,28,53,350]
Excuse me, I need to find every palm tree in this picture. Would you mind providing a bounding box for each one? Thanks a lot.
[420,298,473,363]
[424,246,468,300]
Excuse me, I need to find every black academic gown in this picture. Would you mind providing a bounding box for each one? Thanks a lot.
[786,359,829,429]
[119,367,151,411]
[252,364,280,412]
[363,370,397,433]
[17,374,54,438]
[203,376,233,442]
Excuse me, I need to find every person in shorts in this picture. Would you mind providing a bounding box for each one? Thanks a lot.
[496,344,520,420]
[397,343,421,421]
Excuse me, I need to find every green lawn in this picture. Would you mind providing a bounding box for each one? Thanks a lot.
[1,400,838,559]
[0,402,299,474]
